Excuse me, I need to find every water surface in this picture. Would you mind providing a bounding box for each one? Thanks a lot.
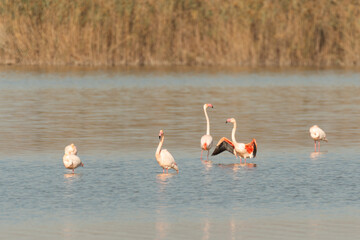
[0,67,359,239]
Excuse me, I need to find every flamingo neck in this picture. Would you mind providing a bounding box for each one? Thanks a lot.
[156,135,164,156]
[231,120,238,144]
[204,106,210,135]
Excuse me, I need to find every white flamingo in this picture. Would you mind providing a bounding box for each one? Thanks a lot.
[156,130,179,173]
[201,103,214,160]
[63,143,83,173]
[212,118,257,165]
[309,125,328,152]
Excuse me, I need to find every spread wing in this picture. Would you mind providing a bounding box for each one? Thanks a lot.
[212,137,235,156]
[245,138,257,158]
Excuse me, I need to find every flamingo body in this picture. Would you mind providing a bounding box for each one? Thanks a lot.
[309,125,327,141]
[157,149,178,171]
[201,135,213,150]
[63,154,83,170]
[156,130,179,173]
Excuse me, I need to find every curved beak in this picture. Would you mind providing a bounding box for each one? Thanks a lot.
[159,135,161,140]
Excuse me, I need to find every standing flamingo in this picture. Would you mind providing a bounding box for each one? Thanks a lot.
[309,125,328,152]
[63,143,84,173]
[212,118,257,165]
[156,130,179,173]
[201,103,214,160]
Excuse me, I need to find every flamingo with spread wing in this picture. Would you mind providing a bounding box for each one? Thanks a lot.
[212,118,257,165]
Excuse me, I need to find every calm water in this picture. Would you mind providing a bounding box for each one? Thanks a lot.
[0,67,360,239]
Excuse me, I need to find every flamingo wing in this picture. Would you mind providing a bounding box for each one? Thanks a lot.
[244,139,257,157]
[212,137,235,156]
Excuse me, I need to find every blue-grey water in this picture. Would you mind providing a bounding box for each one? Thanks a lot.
[0,67,360,239]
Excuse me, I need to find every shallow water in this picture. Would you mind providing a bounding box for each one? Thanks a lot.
[0,67,360,239]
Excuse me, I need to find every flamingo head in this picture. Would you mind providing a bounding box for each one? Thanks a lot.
[71,143,77,154]
[173,163,179,173]
[226,118,236,124]
[159,130,164,139]
[204,103,213,109]
[65,143,77,155]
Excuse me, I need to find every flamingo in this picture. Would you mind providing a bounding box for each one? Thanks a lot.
[156,130,179,173]
[309,125,328,152]
[212,118,257,165]
[63,143,84,173]
[201,103,214,160]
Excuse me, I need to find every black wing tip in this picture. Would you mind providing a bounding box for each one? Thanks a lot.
[211,141,234,156]
[252,139,257,158]
[211,146,222,156]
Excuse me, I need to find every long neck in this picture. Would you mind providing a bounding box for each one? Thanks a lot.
[156,135,164,156]
[231,120,237,144]
[204,106,210,135]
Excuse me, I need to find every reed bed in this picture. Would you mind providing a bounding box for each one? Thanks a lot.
[0,0,359,66]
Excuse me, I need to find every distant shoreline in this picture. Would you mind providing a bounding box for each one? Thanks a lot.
[0,0,359,67]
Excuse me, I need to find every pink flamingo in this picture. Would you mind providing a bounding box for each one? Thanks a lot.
[63,143,84,173]
[201,103,213,160]
[309,125,328,152]
[156,130,179,173]
[212,118,257,165]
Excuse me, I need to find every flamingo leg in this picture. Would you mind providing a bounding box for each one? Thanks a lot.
[314,141,317,152]
[72,169,74,174]
[244,158,247,165]
[239,157,242,164]
[163,168,165,173]
[201,150,203,160]
[207,150,209,160]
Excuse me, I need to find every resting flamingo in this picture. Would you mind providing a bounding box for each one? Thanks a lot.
[63,143,84,173]
[212,118,257,165]
[201,103,214,160]
[309,125,328,152]
[156,130,179,173]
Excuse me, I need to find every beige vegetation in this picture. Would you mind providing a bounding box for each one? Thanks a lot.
[0,0,359,67]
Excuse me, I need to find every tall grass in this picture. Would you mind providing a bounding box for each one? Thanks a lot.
[0,0,359,66]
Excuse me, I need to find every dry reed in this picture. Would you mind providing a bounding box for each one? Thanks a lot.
[0,0,359,66]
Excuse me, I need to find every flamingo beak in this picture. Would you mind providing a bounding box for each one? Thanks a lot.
[159,135,161,140]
